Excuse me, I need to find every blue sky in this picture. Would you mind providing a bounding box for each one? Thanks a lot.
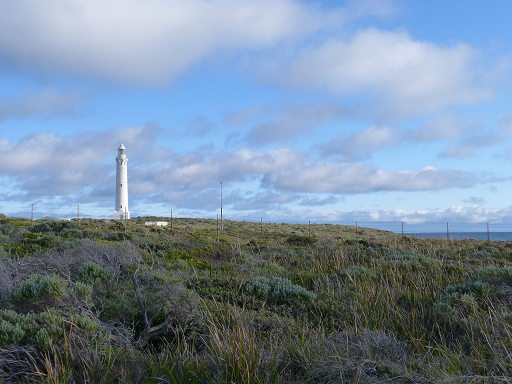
[1,0,512,226]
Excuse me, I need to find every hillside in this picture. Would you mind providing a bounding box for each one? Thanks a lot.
[1,215,511,383]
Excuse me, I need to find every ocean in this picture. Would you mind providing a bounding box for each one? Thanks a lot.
[403,232,512,241]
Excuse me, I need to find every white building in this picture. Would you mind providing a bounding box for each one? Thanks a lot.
[145,222,168,226]
[114,144,130,220]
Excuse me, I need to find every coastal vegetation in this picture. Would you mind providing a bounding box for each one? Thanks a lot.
[0,215,511,383]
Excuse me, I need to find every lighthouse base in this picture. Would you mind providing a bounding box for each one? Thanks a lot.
[114,210,130,220]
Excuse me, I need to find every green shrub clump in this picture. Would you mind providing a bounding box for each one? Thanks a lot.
[285,234,317,247]
[339,266,376,281]
[387,248,441,269]
[77,262,113,284]
[13,274,68,303]
[246,276,316,303]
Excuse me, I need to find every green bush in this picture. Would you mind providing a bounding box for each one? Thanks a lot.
[0,223,17,237]
[61,228,84,239]
[445,280,493,300]
[339,266,376,281]
[0,309,80,349]
[30,219,80,235]
[72,281,93,298]
[246,276,316,303]
[0,319,25,347]
[285,234,317,247]
[83,229,104,239]
[13,274,68,303]
[77,262,113,284]
[386,248,441,269]
[470,246,501,258]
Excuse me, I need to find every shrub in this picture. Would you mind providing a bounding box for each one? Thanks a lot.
[470,246,501,258]
[60,228,84,239]
[83,229,104,239]
[285,234,317,247]
[0,320,25,347]
[445,280,493,300]
[30,220,80,236]
[77,262,113,284]
[13,274,68,303]
[339,266,376,281]
[72,281,93,298]
[246,276,316,303]
[0,223,17,237]
[386,248,440,269]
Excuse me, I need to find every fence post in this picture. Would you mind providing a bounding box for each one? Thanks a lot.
[487,223,490,241]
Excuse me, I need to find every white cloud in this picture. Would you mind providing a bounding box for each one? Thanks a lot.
[0,124,159,173]
[321,125,399,159]
[246,103,351,145]
[256,205,512,226]
[132,147,305,191]
[0,124,160,199]
[411,112,477,142]
[0,89,86,120]
[440,117,512,158]
[0,0,345,85]
[263,163,475,193]
[272,28,490,116]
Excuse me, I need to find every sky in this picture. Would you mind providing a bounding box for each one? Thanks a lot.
[1,0,512,229]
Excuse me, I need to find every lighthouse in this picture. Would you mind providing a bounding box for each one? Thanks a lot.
[114,144,130,220]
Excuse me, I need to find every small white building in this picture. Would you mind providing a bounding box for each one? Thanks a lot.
[145,222,168,226]
[114,144,130,220]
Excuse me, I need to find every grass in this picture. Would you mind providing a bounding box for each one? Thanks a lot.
[1,215,512,382]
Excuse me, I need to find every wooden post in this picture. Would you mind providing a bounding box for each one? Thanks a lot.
[31,204,33,225]
[487,223,490,241]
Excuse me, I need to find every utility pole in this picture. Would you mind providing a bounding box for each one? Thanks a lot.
[220,181,223,231]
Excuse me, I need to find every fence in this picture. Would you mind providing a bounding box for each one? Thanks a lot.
[1,205,512,240]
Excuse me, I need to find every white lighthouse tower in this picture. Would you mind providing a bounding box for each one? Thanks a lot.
[114,144,130,220]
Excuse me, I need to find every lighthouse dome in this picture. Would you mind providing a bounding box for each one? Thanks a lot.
[119,144,125,150]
